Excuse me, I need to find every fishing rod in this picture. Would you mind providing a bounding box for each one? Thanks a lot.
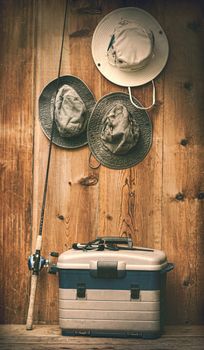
[26,0,68,330]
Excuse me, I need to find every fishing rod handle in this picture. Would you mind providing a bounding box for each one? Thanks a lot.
[26,274,38,330]
[26,235,42,330]
[36,235,42,250]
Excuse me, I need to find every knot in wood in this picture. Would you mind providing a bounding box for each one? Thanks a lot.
[175,192,185,201]
[183,82,192,91]
[180,139,188,146]
[79,175,98,186]
[197,192,204,200]
[69,28,90,37]
[77,6,102,15]
[187,20,201,32]
[57,214,64,221]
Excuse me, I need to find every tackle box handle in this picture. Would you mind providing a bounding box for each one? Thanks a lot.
[96,236,133,248]
[72,236,133,251]
[161,263,174,274]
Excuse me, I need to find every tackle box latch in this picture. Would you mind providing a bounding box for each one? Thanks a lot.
[77,283,86,299]
[130,284,140,299]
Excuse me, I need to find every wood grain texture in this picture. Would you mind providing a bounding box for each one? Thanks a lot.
[162,0,204,324]
[0,0,204,327]
[98,1,165,256]
[0,0,35,323]
[0,325,204,350]
[32,0,101,324]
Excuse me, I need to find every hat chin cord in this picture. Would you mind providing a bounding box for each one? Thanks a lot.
[128,80,155,110]
[89,152,101,169]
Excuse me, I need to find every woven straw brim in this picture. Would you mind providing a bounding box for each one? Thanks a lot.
[39,75,96,149]
[92,7,169,87]
[87,92,152,169]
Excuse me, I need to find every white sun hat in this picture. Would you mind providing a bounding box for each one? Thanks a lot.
[91,7,169,110]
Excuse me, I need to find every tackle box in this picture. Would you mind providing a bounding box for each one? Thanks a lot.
[57,237,174,338]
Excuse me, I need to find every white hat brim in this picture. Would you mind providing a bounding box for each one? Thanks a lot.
[92,7,169,87]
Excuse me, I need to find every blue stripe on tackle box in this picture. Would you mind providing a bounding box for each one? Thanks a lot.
[59,269,164,290]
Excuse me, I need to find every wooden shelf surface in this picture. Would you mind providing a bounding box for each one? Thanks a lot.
[0,325,203,350]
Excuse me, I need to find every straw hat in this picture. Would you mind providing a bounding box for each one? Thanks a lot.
[87,92,152,169]
[39,75,96,149]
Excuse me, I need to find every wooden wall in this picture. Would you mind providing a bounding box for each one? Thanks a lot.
[0,0,204,325]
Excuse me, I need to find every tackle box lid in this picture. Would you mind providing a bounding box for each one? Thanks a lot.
[57,247,168,271]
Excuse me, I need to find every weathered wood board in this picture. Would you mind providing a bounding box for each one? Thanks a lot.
[0,0,204,326]
[0,325,204,350]
[162,1,204,324]
[0,0,35,323]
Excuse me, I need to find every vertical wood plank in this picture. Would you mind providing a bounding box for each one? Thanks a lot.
[98,0,164,251]
[31,0,66,325]
[162,0,204,324]
[32,0,101,324]
[0,0,35,323]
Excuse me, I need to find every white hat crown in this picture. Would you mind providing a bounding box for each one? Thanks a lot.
[107,20,154,72]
